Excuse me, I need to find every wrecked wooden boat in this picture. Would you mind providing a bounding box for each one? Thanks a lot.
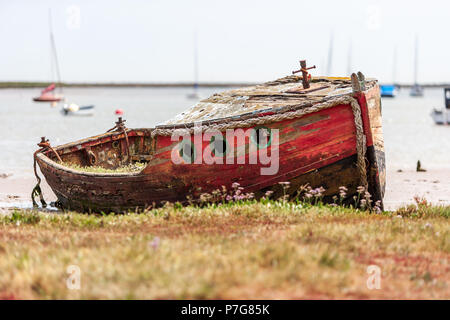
[34,61,385,212]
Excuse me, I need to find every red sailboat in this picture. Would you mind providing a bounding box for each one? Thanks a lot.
[33,83,63,102]
[33,9,64,103]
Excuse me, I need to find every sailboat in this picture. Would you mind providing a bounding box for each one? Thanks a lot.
[61,103,95,117]
[380,47,398,98]
[430,88,450,125]
[33,9,64,103]
[187,32,201,100]
[33,83,63,102]
[410,35,423,97]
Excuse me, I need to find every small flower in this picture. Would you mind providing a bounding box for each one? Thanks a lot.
[149,237,160,250]
[339,186,348,192]
[357,186,365,194]
[231,182,240,189]
[360,199,367,208]
[265,190,274,197]
[424,223,433,229]
[278,181,291,186]
[226,195,232,201]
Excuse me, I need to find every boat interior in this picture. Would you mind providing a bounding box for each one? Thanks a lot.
[43,129,156,172]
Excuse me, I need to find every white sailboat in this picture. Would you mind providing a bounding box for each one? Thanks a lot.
[430,88,450,125]
[410,34,424,97]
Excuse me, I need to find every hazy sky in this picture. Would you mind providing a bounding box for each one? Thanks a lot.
[1,0,449,83]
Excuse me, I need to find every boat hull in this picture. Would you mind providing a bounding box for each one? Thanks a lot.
[431,109,450,125]
[36,78,386,212]
[36,83,385,212]
[33,95,63,102]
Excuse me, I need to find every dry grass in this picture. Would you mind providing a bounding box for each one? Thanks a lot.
[62,162,146,173]
[0,201,448,299]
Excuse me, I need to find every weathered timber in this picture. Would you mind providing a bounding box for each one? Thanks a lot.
[35,73,385,212]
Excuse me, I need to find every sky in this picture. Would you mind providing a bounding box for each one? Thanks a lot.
[1,0,449,84]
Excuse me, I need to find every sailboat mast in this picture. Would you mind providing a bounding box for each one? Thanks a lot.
[393,46,397,85]
[347,39,352,76]
[193,32,199,90]
[326,33,333,76]
[414,35,418,85]
[49,9,62,93]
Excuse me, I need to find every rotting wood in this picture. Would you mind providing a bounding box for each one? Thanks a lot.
[34,73,385,212]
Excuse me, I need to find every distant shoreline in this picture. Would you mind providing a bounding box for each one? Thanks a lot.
[1,81,450,89]
[0,82,252,89]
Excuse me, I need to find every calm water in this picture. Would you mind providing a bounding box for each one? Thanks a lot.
[0,86,449,178]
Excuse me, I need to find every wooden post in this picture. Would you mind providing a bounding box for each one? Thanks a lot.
[357,71,366,91]
[351,73,361,93]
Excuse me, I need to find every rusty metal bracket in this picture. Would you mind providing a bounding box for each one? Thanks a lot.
[37,136,62,163]
[292,60,316,89]
[107,117,130,163]
[85,148,97,166]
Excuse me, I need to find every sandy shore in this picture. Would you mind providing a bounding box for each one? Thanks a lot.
[1,168,449,211]
[384,168,450,209]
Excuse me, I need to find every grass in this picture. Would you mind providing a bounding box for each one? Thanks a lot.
[63,162,146,174]
[0,201,448,299]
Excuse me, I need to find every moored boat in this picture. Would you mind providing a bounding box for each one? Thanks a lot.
[430,88,450,125]
[380,85,397,98]
[33,62,385,212]
[33,84,63,102]
[61,103,95,116]
[33,10,64,103]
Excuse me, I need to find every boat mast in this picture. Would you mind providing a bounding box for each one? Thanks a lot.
[49,9,62,93]
[392,46,397,85]
[193,31,199,92]
[347,39,352,76]
[413,34,418,85]
[326,33,333,76]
